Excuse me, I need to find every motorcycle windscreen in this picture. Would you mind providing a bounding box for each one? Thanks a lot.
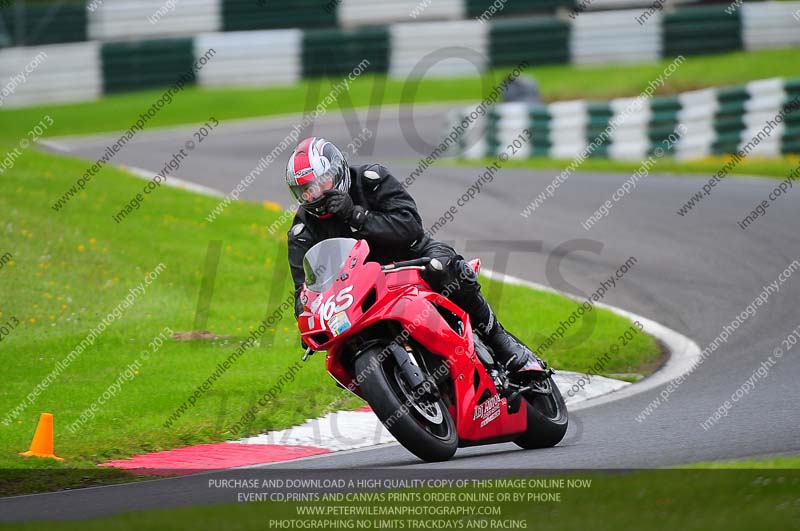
[303,237,358,293]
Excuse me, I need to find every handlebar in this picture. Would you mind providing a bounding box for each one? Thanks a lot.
[381,257,432,271]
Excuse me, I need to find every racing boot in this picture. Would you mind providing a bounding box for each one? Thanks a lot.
[434,256,543,373]
[480,317,542,373]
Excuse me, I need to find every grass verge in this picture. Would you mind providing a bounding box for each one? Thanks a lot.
[448,154,800,181]
[679,455,800,469]
[0,147,660,495]
[0,48,798,143]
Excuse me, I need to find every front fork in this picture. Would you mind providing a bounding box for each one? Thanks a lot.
[347,333,441,403]
[388,342,441,402]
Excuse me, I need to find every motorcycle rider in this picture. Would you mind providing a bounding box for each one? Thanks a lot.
[286,136,537,372]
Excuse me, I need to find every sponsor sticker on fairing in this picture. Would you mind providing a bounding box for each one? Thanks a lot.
[473,394,503,427]
[328,311,351,336]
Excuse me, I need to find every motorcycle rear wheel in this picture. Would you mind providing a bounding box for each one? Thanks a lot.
[514,375,569,449]
[354,346,458,462]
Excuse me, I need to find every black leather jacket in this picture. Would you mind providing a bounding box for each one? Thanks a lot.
[287,163,427,315]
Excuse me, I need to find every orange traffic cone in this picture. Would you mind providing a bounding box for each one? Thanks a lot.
[19,413,63,461]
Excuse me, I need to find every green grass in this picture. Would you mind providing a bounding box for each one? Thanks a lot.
[680,455,800,469]
[526,47,800,100]
[449,154,800,181]
[0,47,798,144]
[3,467,797,530]
[0,147,660,495]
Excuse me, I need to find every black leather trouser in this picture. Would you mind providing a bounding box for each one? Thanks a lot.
[412,238,494,335]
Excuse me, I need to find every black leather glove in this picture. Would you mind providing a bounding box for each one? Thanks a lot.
[324,189,355,222]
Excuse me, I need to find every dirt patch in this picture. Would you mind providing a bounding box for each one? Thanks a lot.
[171,330,232,341]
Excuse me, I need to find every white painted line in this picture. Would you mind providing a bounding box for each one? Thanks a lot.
[234,410,395,451]
[36,139,72,153]
[40,137,230,200]
[554,371,629,404]
[234,442,405,470]
[119,164,228,199]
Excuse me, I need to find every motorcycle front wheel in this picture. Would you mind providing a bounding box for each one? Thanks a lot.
[354,346,458,462]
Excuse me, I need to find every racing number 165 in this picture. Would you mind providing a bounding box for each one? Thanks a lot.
[320,286,354,321]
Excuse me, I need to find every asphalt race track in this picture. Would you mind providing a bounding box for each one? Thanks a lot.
[4,104,798,520]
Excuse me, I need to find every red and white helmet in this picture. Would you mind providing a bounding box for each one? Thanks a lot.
[286,136,350,217]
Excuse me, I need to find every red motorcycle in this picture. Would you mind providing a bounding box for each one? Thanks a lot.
[297,238,568,462]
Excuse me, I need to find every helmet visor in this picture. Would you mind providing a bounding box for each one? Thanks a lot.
[289,168,336,206]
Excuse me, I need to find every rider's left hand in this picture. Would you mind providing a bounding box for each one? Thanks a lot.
[324,189,355,221]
